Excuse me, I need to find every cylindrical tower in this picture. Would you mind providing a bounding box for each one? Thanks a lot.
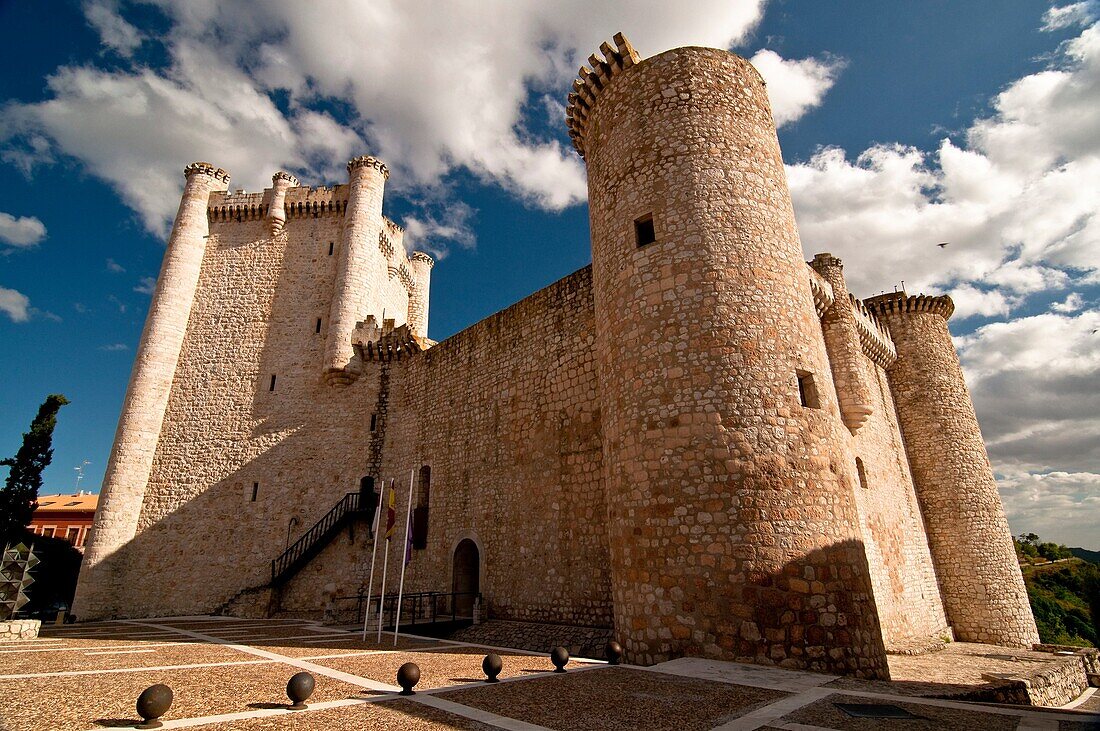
[73,161,229,620]
[865,293,1038,647]
[570,36,888,676]
[407,251,434,340]
[324,155,388,386]
[267,170,298,237]
[810,254,874,433]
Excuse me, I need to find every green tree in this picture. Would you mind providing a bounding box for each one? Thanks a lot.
[0,394,69,546]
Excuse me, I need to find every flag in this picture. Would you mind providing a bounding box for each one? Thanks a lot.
[384,485,397,539]
[404,509,414,566]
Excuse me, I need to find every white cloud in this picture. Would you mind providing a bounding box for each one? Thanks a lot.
[106,258,125,273]
[83,0,143,57]
[0,212,47,249]
[750,49,844,126]
[998,468,1100,549]
[0,0,846,255]
[788,21,1100,304]
[1051,292,1084,312]
[98,342,129,351]
[0,286,30,322]
[1043,1,1098,31]
[957,309,1100,472]
[134,276,156,295]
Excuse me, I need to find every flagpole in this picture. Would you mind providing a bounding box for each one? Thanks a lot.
[361,478,387,641]
[376,479,395,643]
[393,468,416,646]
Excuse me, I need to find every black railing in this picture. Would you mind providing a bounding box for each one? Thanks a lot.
[271,492,365,585]
[332,590,483,629]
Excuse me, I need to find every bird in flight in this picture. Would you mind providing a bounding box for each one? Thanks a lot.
[937,242,950,248]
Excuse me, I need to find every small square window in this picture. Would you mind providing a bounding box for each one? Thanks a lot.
[634,214,656,247]
[796,370,820,409]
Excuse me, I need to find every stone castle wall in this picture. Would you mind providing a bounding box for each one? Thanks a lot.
[278,266,611,628]
[74,35,1035,675]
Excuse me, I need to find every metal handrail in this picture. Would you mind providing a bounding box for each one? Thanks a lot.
[271,492,362,584]
[332,590,483,629]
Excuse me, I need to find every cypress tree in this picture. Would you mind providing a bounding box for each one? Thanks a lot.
[0,394,69,546]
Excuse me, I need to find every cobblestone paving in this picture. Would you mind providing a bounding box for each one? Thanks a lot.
[0,618,1096,731]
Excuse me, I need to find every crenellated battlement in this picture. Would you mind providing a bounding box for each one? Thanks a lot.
[184,161,231,183]
[409,251,434,268]
[850,294,898,368]
[566,32,641,158]
[807,263,835,316]
[347,155,389,178]
[865,292,955,321]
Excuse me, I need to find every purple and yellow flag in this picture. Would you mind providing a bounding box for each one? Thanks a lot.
[384,486,397,539]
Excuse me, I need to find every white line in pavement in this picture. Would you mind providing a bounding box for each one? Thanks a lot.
[0,659,275,679]
[84,649,158,655]
[412,694,553,731]
[0,641,199,654]
[120,620,400,693]
[708,687,834,731]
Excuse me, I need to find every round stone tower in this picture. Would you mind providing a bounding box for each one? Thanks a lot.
[323,155,388,386]
[865,293,1039,647]
[74,162,229,620]
[569,36,888,676]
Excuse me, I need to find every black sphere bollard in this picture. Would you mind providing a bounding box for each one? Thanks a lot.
[605,640,623,666]
[135,684,173,730]
[550,646,569,673]
[397,662,421,695]
[286,671,315,710]
[482,653,503,683]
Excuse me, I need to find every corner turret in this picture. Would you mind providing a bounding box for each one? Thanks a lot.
[865,291,1038,648]
[74,161,229,619]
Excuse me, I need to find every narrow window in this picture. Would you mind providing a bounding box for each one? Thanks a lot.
[328,241,335,255]
[634,214,656,247]
[315,317,322,334]
[855,458,869,490]
[412,465,430,549]
[796,370,820,409]
[251,483,259,502]
[369,413,377,432]
[269,374,277,392]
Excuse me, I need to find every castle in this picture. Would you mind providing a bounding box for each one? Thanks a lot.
[73,34,1037,678]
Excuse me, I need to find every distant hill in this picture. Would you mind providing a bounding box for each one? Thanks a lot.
[1070,547,1100,564]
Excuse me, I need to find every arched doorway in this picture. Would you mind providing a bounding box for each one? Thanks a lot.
[452,538,480,618]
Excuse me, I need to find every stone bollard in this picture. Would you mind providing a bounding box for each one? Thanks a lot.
[286,672,315,710]
[135,684,173,729]
[550,646,569,673]
[482,653,502,682]
[397,662,420,695]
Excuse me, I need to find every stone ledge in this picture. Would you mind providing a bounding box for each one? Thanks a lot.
[0,619,41,640]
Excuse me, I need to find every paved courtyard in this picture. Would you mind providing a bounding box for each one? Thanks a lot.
[0,618,1096,730]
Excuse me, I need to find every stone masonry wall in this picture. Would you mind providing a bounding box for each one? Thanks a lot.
[102,206,379,617]
[276,266,610,627]
[867,293,1038,648]
[848,355,950,648]
[580,44,888,677]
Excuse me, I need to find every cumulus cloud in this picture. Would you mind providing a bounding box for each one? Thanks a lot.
[106,258,125,273]
[788,21,1100,305]
[0,286,31,322]
[750,49,844,126]
[0,0,843,253]
[0,212,47,249]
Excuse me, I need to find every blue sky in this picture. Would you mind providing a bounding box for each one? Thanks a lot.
[1,1,1097,548]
